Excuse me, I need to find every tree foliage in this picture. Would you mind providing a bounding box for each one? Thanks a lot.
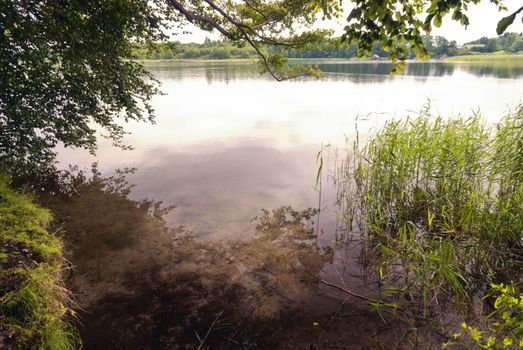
[164,0,340,79]
[131,34,464,60]
[0,0,169,176]
[129,40,259,59]
[465,32,523,53]
[342,0,508,73]
[497,5,523,35]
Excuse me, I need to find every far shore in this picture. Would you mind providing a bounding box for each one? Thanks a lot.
[133,52,523,65]
[445,52,523,63]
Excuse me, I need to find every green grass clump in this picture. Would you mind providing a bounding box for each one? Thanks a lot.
[0,174,79,349]
[340,105,523,318]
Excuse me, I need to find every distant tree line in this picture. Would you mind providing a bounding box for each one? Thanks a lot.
[129,37,259,60]
[130,33,523,61]
[462,32,523,53]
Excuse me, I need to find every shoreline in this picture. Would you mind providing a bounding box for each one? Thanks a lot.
[134,54,523,66]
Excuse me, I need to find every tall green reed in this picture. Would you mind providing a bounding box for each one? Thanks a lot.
[339,105,523,318]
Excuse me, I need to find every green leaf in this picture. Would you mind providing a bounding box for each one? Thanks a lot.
[497,13,517,35]
[433,14,442,28]
[497,6,523,35]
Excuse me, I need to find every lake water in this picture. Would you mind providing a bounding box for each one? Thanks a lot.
[53,59,523,349]
[58,60,523,242]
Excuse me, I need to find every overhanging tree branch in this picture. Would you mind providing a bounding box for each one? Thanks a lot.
[166,0,236,40]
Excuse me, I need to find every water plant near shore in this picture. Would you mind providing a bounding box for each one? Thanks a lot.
[338,105,523,331]
[446,282,523,349]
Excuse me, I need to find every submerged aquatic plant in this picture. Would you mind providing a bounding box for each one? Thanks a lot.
[338,105,523,321]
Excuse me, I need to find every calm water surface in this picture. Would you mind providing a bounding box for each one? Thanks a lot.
[58,60,523,241]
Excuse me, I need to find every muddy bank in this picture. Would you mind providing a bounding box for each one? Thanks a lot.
[39,168,442,349]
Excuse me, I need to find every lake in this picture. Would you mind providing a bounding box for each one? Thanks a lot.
[54,59,523,349]
[58,59,523,242]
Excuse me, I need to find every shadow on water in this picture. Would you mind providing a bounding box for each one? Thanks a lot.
[37,165,444,349]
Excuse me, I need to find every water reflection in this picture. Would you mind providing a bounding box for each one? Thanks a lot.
[126,146,322,240]
[51,57,522,349]
[40,169,422,349]
[144,59,523,84]
[143,60,262,83]
[57,60,522,250]
[312,60,523,79]
[314,61,456,78]
[454,61,523,79]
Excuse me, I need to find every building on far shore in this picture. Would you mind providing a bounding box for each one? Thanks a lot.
[460,43,486,50]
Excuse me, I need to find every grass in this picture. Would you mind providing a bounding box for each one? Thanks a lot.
[339,104,523,323]
[0,174,78,349]
[446,52,523,63]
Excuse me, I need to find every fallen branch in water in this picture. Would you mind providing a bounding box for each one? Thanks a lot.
[320,279,406,312]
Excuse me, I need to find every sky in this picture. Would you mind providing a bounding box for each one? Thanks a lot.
[172,0,523,45]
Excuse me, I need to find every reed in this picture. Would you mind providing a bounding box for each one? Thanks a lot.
[339,105,523,318]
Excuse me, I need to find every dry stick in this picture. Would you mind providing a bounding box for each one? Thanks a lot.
[320,279,406,312]
[197,310,224,350]
[321,279,378,303]
[223,336,240,345]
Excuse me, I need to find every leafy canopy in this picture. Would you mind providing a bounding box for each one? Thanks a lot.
[0,0,168,177]
[0,0,519,176]
[343,0,509,73]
